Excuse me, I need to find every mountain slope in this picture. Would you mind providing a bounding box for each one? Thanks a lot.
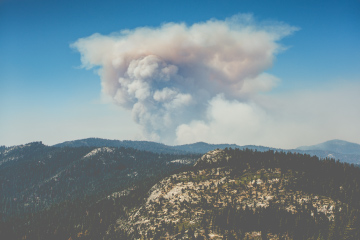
[297,139,360,155]
[0,142,200,220]
[2,148,360,240]
[112,149,360,240]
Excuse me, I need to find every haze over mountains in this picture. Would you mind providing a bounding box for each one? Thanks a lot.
[53,138,360,165]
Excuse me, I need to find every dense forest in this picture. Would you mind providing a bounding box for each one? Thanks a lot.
[191,148,360,239]
[1,145,359,239]
[195,148,360,209]
[114,149,360,240]
[0,142,199,239]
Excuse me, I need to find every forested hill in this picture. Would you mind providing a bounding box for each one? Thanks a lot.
[52,138,280,154]
[53,138,190,154]
[116,148,360,240]
[1,147,360,239]
[52,138,360,164]
[0,142,200,220]
[195,148,360,209]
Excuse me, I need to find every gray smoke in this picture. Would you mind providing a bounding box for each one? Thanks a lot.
[72,14,297,143]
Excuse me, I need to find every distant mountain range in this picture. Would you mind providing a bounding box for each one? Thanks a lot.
[296,139,360,155]
[53,138,360,165]
[53,138,185,154]
[54,138,281,154]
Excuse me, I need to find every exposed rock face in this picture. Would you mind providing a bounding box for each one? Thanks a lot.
[82,147,114,158]
[115,150,342,239]
[194,149,230,167]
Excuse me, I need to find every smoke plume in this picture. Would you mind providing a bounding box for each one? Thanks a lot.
[72,14,297,143]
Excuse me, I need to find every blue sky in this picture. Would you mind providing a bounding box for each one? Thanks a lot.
[1,0,359,148]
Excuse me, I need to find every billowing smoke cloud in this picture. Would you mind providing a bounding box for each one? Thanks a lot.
[72,14,297,143]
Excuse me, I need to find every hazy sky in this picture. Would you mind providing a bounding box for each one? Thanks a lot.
[1,0,359,148]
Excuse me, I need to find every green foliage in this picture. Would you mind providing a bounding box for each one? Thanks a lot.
[1,146,360,239]
[0,143,200,239]
[196,148,360,209]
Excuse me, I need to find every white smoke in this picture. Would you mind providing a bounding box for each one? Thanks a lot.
[72,14,297,143]
[175,82,360,148]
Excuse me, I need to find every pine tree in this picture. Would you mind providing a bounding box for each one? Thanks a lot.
[343,215,357,240]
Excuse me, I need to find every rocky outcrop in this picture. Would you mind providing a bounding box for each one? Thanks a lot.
[115,150,342,239]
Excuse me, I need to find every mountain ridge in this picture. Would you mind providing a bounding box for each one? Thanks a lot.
[2,138,360,164]
[52,137,360,164]
[2,145,360,239]
[53,138,188,154]
[297,139,360,155]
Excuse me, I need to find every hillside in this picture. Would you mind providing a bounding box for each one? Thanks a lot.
[1,143,360,239]
[0,142,200,220]
[113,149,360,240]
